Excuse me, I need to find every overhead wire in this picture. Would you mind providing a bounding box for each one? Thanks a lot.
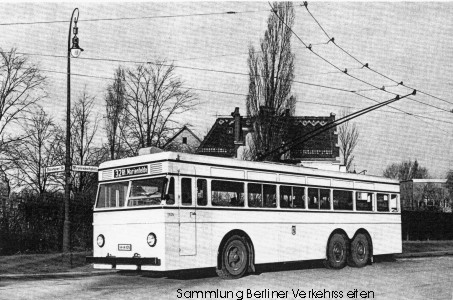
[269,2,452,133]
[37,47,443,111]
[0,9,269,26]
[353,92,452,133]
[10,50,452,124]
[8,50,357,93]
[301,1,453,107]
[37,68,453,126]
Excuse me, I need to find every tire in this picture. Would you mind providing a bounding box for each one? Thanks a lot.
[326,233,348,269]
[348,233,370,268]
[216,235,248,279]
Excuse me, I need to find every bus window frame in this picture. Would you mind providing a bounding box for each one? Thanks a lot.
[180,177,193,206]
[355,191,374,212]
[332,188,354,211]
[95,180,130,209]
[279,184,306,209]
[196,178,208,206]
[377,193,390,212]
[211,179,245,207]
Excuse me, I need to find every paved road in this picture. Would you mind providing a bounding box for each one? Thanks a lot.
[1,256,452,300]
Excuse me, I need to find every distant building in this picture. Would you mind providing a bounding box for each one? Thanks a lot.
[400,179,452,212]
[163,126,202,153]
[197,107,343,172]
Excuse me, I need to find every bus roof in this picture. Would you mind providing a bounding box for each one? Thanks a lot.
[99,151,398,185]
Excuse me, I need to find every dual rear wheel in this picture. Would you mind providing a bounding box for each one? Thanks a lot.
[216,232,370,278]
[326,233,370,269]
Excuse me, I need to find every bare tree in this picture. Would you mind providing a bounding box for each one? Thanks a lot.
[122,62,197,154]
[105,66,126,160]
[0,48,46,150]
[5,107,61,195]
[71,89,101,194]
[0,165,13,236]
[338,109,359,172]
[246,2,296,160]
[383,159,429,181]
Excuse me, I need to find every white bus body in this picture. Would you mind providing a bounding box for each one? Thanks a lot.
[87,152,401,278]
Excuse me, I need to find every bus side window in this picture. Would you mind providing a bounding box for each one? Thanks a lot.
[167,177,175,205]
[320,189,330,209]
[293,187,305,209]
[197,179,207,206]
[263,184,276,208]
[308,188,318,209]
[248,183,262,207]
[333,190,353,210]
[280,185,292,208]
[390,194,399,212]
[181,178,192,205]
[211,180,244,207]
[356,192,373,211]
[377,193,389,212]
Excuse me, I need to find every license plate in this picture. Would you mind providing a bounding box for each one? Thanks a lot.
[118,244,132,251]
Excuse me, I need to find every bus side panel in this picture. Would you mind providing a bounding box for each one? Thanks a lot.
[202,210,402,265]
[164,210,216,271]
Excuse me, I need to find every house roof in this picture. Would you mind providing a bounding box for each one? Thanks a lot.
[163,125,202,148]
[197,114,339,160]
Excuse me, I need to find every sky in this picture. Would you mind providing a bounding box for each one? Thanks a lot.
[0,2,452,177]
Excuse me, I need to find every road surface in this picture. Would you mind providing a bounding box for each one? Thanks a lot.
[1,256,452,300]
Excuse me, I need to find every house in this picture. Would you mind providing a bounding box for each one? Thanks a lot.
[163,126,202,153]
[197,107,342,171]
[400,179,452,212]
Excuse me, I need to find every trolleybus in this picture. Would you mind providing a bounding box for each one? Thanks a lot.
[87,151,401,279]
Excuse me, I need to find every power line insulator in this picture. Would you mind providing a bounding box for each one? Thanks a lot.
[307,44,312,51]
[303,1,308,8]
[412,89,417,96]
[363,63,369,68]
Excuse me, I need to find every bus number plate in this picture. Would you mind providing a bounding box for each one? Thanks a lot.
[118,244,132,251]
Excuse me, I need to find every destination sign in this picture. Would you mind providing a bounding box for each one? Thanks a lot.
[114,165,148,178]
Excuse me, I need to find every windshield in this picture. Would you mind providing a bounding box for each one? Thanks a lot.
[128,177,166,206]
[96,182,128,208]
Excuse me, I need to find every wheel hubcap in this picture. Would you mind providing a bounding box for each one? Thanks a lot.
[227,246,244,271]
[333,242,344,262]
[356,242,366,261]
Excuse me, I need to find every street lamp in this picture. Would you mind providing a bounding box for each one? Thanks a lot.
[63,8,83,253]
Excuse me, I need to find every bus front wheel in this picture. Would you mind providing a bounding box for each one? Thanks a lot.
[326,233,348,269]
[216,235,248,279]
[348,233,370,268]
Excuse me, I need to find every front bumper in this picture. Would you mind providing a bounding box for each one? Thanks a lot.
[86,256,161,267]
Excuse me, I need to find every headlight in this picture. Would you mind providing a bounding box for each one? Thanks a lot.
[97,234,105,247]
[147,233,157,247]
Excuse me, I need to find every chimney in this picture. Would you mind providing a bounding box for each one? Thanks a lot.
[231,107,243,157]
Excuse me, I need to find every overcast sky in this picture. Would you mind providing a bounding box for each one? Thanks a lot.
[1,2,452,177]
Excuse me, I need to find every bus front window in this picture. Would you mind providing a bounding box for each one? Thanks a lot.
[128,177,166,206]
[96,182,128,208]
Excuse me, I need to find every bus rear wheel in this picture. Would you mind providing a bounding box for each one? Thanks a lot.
[326,233,348,269]
[348,233,370,268]
[216,235,248,279]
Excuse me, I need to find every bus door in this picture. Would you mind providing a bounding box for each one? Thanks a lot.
[179,177,197,256]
